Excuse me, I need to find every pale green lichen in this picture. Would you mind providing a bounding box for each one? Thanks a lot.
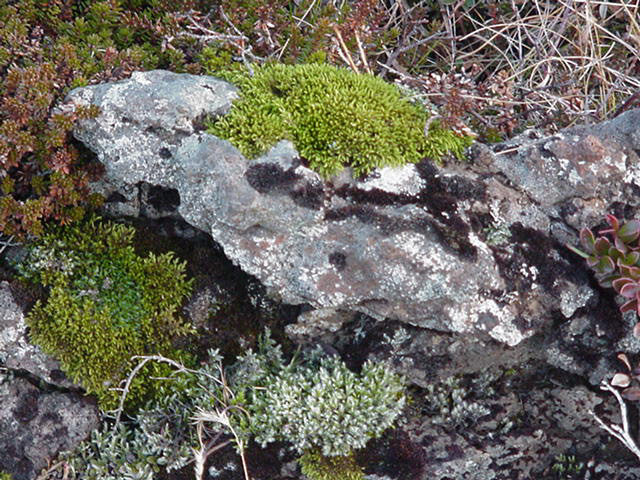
[424,374,493,428]
[231,332,406,457]
[63,352,226,480]
[206,62,472,178]
[61,333,404,479]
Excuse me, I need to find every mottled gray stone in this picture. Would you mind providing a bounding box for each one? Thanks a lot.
[0,374,99,480]
[407,384,609,479]
[67,70,624,348]
[0,281,74,388]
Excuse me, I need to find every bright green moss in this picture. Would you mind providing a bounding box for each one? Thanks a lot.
[205,62,473,177]
[19,216,194,411]
[0,471,13,480]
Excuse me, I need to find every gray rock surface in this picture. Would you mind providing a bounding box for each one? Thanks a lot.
[0,281,74,388]
[67,69,640,349]
[0,373,99,480]
[357,372,626,480]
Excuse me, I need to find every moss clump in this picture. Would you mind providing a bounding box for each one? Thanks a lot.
[299,450,364,480]
[19,216,194,410]
[206,62,472,178]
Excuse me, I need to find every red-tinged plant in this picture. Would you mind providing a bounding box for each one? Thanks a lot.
[0,0,215,240]
[609,353,640,401]
[568,214,640,336]
[0,62,103,238]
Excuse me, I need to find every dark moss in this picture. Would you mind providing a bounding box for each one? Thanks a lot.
[325,160,483,259]
[158,147,172,159]
[492,143,520,154]
[358,428,426,480]
[324,204,477,259]
[246,163,300,193]
[549,298,624,369]
[539,144,556,159]
[290,181,325,210]
[13,389,38,423]
[491,223,580,296]
[245,163,324,210]
[106,191,128,203]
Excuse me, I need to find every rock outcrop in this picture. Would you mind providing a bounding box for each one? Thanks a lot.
[0,374,99,480]
[0,68,632,479]
[67,69,640,349]
[0,282,74,388]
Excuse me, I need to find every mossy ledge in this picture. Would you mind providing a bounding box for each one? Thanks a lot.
[206,62,473,178]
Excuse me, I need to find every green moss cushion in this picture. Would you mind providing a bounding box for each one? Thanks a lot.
[207,63,472,177]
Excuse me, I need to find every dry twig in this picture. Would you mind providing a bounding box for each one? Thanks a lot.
[590,380,640,462]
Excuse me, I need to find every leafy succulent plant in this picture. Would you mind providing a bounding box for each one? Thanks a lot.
[568,214,640,336]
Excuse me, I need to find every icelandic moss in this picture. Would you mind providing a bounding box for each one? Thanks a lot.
[299,450,364,480]
[231,332,406,457]
[60,332,404,477]
[19,216,194,411]
[205,62,473,178]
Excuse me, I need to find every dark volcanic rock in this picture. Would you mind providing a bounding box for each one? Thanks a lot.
[0,375,99,480]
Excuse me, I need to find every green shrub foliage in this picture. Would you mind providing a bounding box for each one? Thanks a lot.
[206,62,472,177]
[19,216,194,410]
[62,333,404,477]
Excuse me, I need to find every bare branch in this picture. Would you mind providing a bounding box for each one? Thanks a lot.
[590,380,640,462]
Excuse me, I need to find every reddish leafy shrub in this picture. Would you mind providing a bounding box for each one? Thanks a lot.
[0,0,207,238]
[0,61,104,237]
[568,214,640,336]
